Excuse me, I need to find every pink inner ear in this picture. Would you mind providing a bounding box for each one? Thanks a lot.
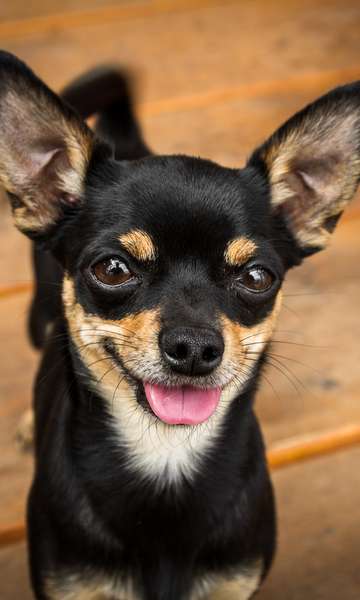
[28,147,61,178]
[297,169,318,192]
[289,153,349,223]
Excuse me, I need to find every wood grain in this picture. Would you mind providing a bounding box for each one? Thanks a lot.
[262,446,360,600]
[0,0,238,39]
[140,66,360,118]
[0,0,142,23]
[0,524,25,549]
[0,295,36,537]
[268,425,360,469]
[2,0,360,102]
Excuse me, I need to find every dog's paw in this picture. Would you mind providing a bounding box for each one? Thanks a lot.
[15,409,34,452]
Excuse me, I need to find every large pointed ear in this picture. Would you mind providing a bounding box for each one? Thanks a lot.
[248,82,360,255]
[0,51,94,239]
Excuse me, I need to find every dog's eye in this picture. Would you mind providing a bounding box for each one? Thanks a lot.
[92,257,135,286]
[236,266,274,293]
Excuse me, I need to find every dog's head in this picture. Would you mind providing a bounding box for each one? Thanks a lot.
[1,52,360,431]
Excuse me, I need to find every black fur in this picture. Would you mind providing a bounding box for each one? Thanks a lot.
[0,51,359,600]
[27,64,279,600]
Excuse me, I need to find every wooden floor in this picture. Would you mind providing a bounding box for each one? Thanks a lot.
[0,0,360,597]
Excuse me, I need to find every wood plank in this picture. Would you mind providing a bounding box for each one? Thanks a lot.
[0,0,238,38]
[0,524,25,548]
[0,295,36,534]
[0,201,31,288]
[0,284,31,301]
[141,66,360,118]
[0,0,142,23]
[268,424,360,470]
[262,447,360,600]
[0,542,30,599]
[2,447,360,598]
[2,0,359,103]
[141,78,360,166]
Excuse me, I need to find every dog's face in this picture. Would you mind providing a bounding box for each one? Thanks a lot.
[62,156,284,426]
[1,52,360,447]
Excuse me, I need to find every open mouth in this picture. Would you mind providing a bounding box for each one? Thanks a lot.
[104,340,223,425]
[144,383,221,425]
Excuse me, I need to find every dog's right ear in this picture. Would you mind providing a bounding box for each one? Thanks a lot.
[0,51,94,239]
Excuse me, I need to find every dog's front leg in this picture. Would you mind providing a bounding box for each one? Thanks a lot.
[200,562,262,600]
[40,575,125,600]
[15,407,34,451]
[207,578,260,600]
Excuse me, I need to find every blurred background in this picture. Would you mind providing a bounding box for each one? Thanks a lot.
[0,1,360,598]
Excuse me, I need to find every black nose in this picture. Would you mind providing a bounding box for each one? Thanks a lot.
[160,327,224,376]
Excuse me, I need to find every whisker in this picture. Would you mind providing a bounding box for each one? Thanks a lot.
[243,354,304,398]
[50,327,136,342]
[262,350,324,376]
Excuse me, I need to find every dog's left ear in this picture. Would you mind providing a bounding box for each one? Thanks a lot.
[0,51,94,239]
[248,82,360,255]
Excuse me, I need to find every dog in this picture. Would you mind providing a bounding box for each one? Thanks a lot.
[0,50,359,600]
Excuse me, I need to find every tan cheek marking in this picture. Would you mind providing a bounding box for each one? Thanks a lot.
[224,237,257,266]
[117,309,161,366]
[62,276,131,401]
[119,229,156,262]
[62,276,160,400]
[221,292,282,366]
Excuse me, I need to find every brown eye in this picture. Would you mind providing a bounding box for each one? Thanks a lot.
[237,267,274,293]
[92,257,135,287]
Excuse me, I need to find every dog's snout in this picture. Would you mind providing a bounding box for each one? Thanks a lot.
[160,327,224,376]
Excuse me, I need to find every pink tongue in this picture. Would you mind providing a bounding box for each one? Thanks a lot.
[144,383,221,425]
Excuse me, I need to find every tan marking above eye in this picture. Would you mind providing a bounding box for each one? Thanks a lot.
[224,237,257,266]
[119,229,156,262]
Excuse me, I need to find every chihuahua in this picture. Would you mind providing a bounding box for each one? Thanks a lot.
[0,50,359,600]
